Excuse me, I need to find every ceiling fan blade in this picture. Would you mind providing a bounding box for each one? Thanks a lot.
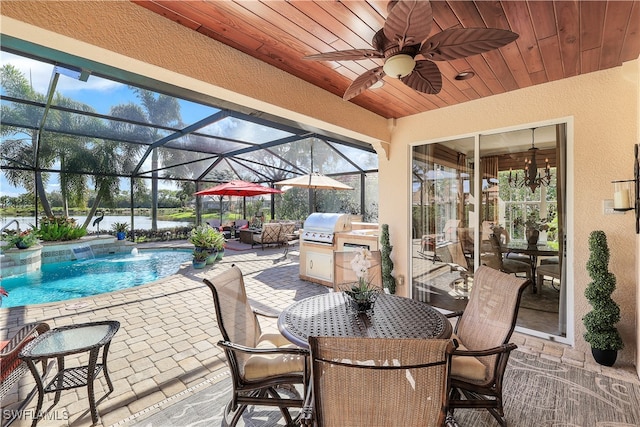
[304,49,384,61]
[401,60,442,94]
[383,0,433,50]
[343,67,385,101]
[419,28,519,61]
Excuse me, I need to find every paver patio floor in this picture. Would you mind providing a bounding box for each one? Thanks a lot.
[1,241,637,426]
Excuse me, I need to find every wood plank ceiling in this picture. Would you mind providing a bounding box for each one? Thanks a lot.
[134,1,640,120]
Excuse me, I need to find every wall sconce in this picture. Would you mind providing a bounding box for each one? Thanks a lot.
[612,143,639,233]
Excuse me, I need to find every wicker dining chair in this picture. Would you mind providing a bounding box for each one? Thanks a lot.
[333,250,383,292]
[446,266,530,427]
[0,322,50,426]
[202,266,309,427]
[302,336,456,427]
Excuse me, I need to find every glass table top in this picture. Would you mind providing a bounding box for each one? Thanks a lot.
[22,322,119,357]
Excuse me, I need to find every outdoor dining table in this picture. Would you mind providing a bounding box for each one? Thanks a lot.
[505,241,559,293]
[277,292,452,348]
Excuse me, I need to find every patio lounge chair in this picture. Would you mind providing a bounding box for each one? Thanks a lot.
[207,219,222,230]
[0,323,50,426]
[252,222,282,249]
[277,222,297,246]
[301,336,456,427]
[446,266,530,426]
[202,266,308,427]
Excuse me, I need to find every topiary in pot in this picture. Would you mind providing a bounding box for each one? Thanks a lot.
[583,230,624,366]
[380,224,396,294]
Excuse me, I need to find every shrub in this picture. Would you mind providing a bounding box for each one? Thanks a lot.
[36,216,87,241]
[583,230,624,351]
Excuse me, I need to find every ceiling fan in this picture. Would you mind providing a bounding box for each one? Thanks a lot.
[304,0,519,101]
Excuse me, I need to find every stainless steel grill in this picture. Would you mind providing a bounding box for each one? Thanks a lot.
[301,213,352,245]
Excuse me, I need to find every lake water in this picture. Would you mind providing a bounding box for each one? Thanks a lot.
[1,215,193,232]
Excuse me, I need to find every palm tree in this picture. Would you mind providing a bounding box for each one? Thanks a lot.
[109,88,183,230]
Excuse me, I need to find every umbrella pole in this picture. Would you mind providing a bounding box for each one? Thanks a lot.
[243,197,247,219]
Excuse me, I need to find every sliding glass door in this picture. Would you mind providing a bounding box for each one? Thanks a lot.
[411,124,567,340]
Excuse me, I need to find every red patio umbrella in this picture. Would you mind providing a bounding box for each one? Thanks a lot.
[195,180,283,197]
[195,180,283,220]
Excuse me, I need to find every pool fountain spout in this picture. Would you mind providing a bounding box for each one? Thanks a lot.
[131,248,139,257]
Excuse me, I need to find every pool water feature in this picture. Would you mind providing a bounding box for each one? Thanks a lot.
[0,250,192,308]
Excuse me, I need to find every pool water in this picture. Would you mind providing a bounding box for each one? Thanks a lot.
[0,250,192,308]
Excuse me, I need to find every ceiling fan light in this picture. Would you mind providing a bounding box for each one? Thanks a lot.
[455,71,475,81]
[383,54,415,78]
[370,80,384,89]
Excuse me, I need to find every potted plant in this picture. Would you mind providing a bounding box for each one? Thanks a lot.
[344,248,379,312]
[111,222,129,240]
[514,214,553,245]
[583,230,624,366]
[380,224,396,294]
[212,232,226,260]
[3,229,39,249]
[192,249,208,269]
[188,224,221,264]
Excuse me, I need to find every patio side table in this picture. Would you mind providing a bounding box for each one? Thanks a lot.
[239,228,259,244]
[19,321,120,427]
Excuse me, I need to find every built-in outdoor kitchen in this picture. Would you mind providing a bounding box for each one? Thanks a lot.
[298,213,379,287]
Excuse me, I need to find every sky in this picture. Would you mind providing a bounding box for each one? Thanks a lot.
[0,50,214,198]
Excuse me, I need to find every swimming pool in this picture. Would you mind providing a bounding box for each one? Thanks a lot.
[0,250,192,308]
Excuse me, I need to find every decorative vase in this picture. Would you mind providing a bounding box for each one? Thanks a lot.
[15,241,30,249]
[217,249,225,260]
[192,259,207,269]
[591,348,617,367]
[526,228,539,245]
[116,231,126,241]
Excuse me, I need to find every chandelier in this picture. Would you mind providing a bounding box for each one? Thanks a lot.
[508,128,552,192]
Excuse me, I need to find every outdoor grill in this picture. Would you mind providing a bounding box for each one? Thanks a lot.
[301,213,352,245]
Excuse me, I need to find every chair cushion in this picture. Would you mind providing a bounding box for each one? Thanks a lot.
[243,333,306,381]
[450,334,487,382]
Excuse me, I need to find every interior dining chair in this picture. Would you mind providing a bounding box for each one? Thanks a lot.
[302,336,457,427]
[333,250,383,292]
[537,263,561,291]
[0,322,50,426]
[202,266,309,427]
[483,233,531,281]
[446,266,531,427]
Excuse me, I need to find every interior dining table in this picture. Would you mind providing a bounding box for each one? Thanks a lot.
[504,241,559,293]
[277,292,452,348]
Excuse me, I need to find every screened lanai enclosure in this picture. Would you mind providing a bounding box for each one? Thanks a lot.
[0,47,379,235]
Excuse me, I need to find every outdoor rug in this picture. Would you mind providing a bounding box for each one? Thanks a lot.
[224,240,255,252]
[125,350,640,427]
